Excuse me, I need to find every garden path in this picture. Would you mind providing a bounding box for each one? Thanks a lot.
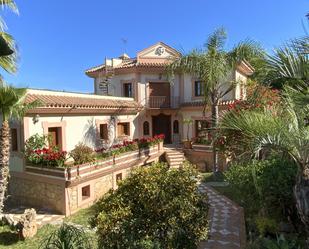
[4,206,64,227]
[198,183,246,249]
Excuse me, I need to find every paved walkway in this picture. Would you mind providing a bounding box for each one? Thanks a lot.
[198,184,246,249]
[4,206,64,227]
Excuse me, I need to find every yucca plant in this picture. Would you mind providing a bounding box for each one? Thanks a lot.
[40,223,94,249]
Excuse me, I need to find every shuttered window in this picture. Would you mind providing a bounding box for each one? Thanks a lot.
[99,123,108,140]
[117,122,130,137]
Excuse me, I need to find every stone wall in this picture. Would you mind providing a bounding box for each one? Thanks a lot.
[10,143,164,216]
[9,173,65,214]
[184,149,228,172]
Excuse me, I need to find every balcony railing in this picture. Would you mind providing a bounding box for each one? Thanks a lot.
[146,96,180,109]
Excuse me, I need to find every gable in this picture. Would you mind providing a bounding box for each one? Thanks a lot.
[137,42,181,61]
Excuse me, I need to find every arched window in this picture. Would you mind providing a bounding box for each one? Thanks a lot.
[143,121,150,135]
[173,120,179,134]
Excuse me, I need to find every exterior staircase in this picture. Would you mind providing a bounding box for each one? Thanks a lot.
[165,147,185,168]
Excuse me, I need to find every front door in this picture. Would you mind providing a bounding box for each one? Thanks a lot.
[152,114,171,144]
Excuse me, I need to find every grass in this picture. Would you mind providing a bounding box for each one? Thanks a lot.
[0,206,96,249]
[64,206,95,227]
[200,171,225,183]
[0,224,57,249]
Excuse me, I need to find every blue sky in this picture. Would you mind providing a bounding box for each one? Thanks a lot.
[2,0,309,92]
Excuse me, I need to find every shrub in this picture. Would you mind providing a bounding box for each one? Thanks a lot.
[255,217,278,236]
[70,143,95,165]
[24,133,50,155]
[91,162,209,249]
[225,157,296,215]
[40,223,94,249]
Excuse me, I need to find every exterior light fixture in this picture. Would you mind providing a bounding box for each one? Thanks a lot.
[32,114,40,124]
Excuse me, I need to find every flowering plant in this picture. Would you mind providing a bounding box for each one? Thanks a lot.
[27,147,67,167]
[96,134,165,159]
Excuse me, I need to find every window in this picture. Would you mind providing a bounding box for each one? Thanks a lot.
[195,120,210,137]
[116,173,122,183]
[117,122,130,137]
[48,127,62,150]
[123,83,133,97]
[194,81,204,97]
[99,123,108,140]
[99,81,108,95]
[173,120,179,134]
[143,121,150,135]
[11,128,18,152]
[81,185,90,200]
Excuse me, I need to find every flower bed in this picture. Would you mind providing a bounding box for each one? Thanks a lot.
[25,142,163,181]
[25,134,165,169]
[95,134,165,161]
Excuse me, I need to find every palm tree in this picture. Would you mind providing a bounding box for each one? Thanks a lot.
[220,85,309,236]
[167,28,263,172]
[0,0,19,79]
[0,86,39,213]
[262,36,309,89]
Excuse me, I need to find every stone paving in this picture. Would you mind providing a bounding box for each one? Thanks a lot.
[4,206,64,227]
[198,183,246,249]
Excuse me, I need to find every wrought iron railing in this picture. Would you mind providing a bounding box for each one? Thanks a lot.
[146,96,180,109]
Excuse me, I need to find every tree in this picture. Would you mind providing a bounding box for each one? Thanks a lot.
[0,86,39,213]
[167,28,263,172]
[91,162,209,249]
[0,0,19,79]
[219,85,309,238]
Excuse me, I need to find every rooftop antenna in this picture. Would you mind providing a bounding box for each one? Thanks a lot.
[121,38,128,54]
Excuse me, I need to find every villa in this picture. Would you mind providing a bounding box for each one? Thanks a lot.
[8,42,253,215]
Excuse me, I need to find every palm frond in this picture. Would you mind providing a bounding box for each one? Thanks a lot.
[0,0,18,14]
[227,39,265,68]
[0,86,39,121]
[0,32,18,73]
[204,27,227,52]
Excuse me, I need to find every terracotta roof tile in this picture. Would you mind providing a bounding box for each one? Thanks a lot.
[25,91,141,110]
[85,58,170,75]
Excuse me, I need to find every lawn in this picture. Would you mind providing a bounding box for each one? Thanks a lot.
[0,206,96,249]
[64,206,95,227]
[0,225,56,249]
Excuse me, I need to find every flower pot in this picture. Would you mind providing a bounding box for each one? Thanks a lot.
[183,140,192,149]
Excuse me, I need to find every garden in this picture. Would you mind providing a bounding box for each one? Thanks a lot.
[24,134,165,169]
[0,162,209,249]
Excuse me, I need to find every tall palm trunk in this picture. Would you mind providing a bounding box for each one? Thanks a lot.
[211,93,219,173]
[294,164,309,237]
[0,120,10,213]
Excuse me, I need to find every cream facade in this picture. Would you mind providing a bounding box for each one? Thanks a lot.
[86,42,253,143]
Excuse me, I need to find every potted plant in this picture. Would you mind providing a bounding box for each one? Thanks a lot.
[182,118,193,149]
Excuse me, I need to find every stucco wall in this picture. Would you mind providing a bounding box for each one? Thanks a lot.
[25,113,138,152]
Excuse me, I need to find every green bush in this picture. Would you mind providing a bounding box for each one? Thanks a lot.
[225,157,297,217]
[40,223,94,249]
[255,217,278,236]
[69,143,95,165]
[24,133,50,154]
[91,162,209,249]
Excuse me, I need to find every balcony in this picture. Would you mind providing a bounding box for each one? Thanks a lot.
[146,96,180,109]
